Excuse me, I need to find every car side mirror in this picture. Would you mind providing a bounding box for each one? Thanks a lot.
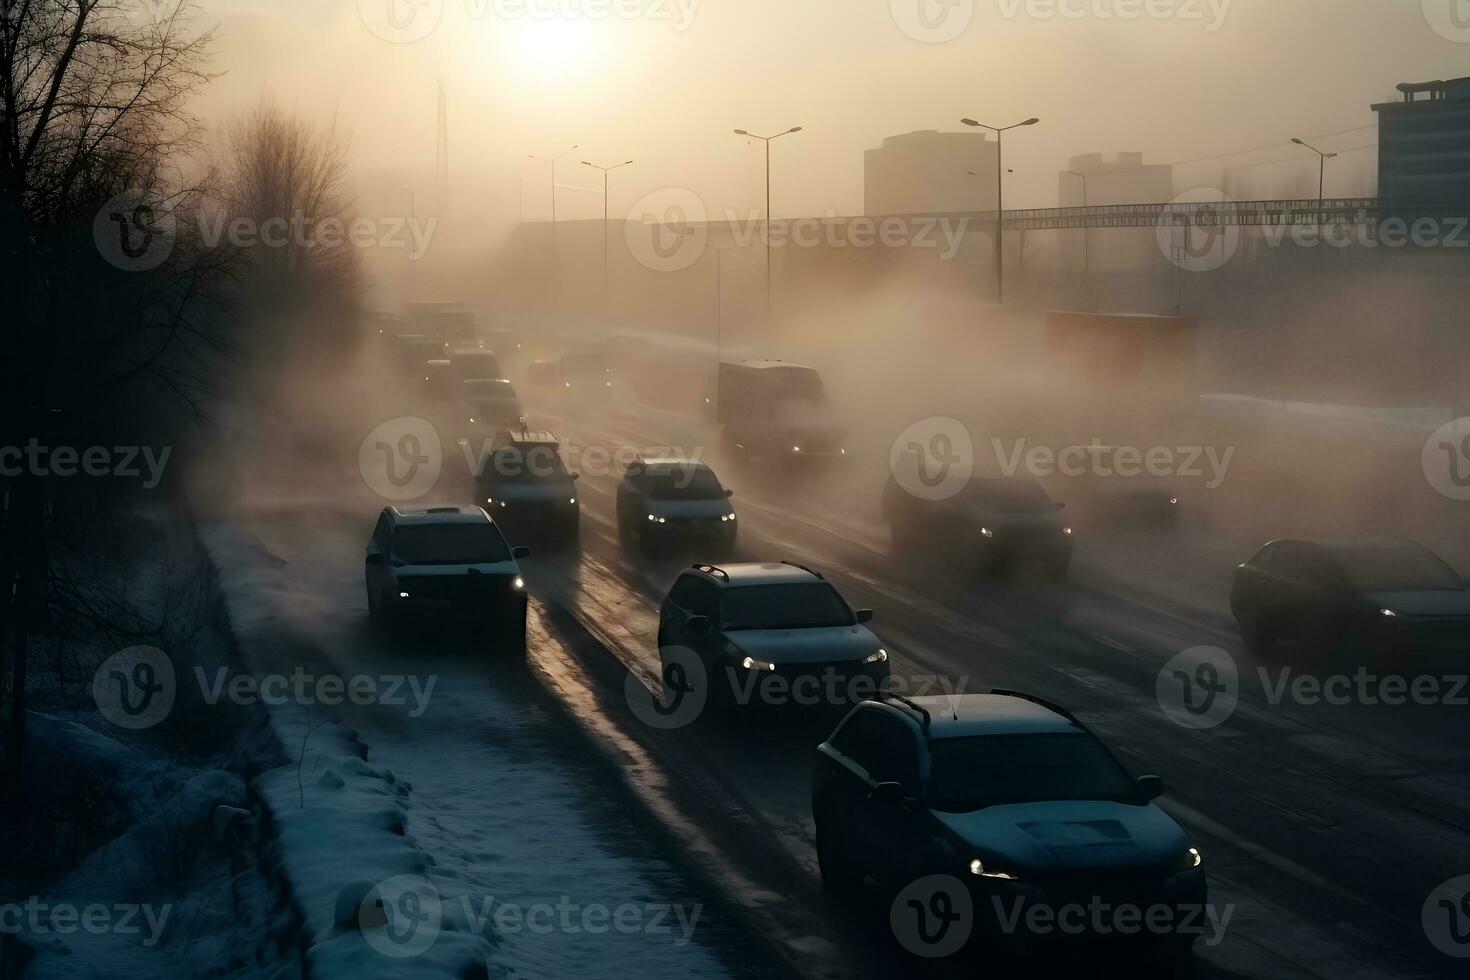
[570,472,580,480]
[1137,775,1165,800]
[365,552,386,566]
[686,615,712,634]
[512,546,531,560]
[869,781,908,806]
[724,488,734,498]
[855,608,874,624]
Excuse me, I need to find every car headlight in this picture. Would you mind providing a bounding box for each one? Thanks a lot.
[969,858,1018,880]
[569,497,577,505]
[864,649,888,664]
[398,591,410,599]
[741,656,776,672]
[1171,847,1202,872]
[1379,608,1398,619]
[980,527,994,538]
[1063,527,1073,535]
[1169,497,1179,505]
[791,445,801,453]
[512,576,525,590]
[647,514,667,524]
[720,513,736,522]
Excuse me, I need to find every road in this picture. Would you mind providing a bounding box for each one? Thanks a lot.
[215,372,1470,979]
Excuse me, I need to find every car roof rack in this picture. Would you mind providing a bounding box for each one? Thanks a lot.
[692,563,729,582]
[877,691,930,732]
[986,689,1087,729]
[779,560,823,579]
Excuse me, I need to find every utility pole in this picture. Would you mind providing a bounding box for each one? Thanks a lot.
[581,159,634,305]
[733,126,803,325]
[960,116,1039,305]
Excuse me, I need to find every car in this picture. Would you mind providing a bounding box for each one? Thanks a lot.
[812,692,1206,956]
[459,378,526,430]
[616,456,736,555]
[364,505,530,652]
[1230,536,1470,661]
[558,351,613,398]
[475,430,581,546]
[883,467,1073,579]
[657,562,890,712]
[451,347,502,385]
[1053,444,1181,529]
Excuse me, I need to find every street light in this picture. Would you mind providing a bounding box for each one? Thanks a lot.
[1291,138,1338,203]
[961,117,1038,304]
[398,185,416,300]
[582,159,635,303]
[733,125,803,324]
[529,144,579,256]
[1063,169,1092,273]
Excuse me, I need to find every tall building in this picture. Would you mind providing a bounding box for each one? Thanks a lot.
[1373,78,1470,213]
[1057,153,1173,207]
[864,130,996,216]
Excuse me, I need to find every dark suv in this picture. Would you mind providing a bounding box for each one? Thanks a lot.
[657,562,889,712]
[365,505,530,651]
[616,456,736,556]
[883,466,1072,579]
[812,692,1205,956]
[475,430,580,546]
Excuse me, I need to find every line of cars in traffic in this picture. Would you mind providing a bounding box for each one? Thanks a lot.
[365,320,1467,963]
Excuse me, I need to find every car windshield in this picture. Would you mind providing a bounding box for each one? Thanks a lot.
[721,582,855,630]
[926,733,1143,812]
[643,466,726,500]
[485,446,569,483]
[1336,545,1463,591]
[965,479,1057,514]
[391,524,511,565]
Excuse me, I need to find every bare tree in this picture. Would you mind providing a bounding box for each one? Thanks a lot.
[214,96,363,371]
[0,1,220,785]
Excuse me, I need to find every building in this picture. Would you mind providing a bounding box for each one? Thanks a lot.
[864,130,996,216]
[1057,153,1174,207]
[1372,77,1470,213]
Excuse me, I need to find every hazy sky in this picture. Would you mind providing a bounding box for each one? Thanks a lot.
[190,0,1468,225]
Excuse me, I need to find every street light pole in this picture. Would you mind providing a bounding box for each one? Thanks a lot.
[582,159,635,304]
[733,126,803,325]
[398,185,416,301]
[529,144,578,258]
[1291,138,1338,204]
[1063,169,1091,274]
[960,117,1039,305]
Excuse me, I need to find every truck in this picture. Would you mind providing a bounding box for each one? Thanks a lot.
[715,360,847,466]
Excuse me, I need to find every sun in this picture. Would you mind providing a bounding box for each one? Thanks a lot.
[508,18,598,80]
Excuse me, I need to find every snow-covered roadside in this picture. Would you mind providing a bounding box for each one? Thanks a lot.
[199,519,755,980]
[198,526,490,980]
[4,507,300,980]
